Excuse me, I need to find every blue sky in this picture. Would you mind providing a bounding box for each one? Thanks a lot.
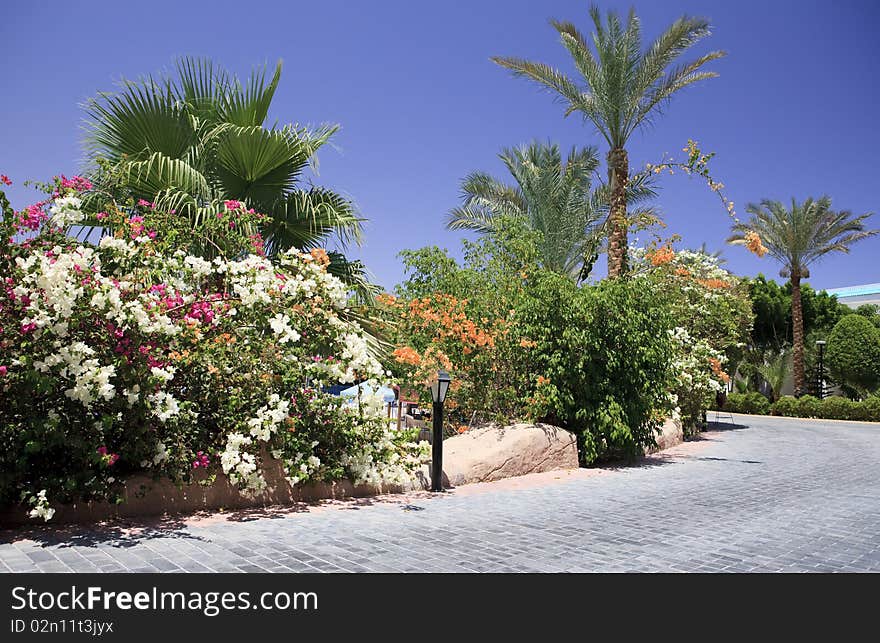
[2,0,878,291]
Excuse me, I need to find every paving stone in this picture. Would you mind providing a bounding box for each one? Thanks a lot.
[2,415,880,573]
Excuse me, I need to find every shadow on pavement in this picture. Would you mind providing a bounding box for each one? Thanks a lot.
[706,420,751,432]
[0,514,205,549]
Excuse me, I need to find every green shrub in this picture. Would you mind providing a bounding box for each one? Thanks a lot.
[820,396,856,420]
[724,391,771,415]
[772,396,799,417]
[517,274,676,464]
[797,395,822,418]
[724,393,745,413]
[746,391,772,415]
[826,315,880,394]
[857,396,880,422]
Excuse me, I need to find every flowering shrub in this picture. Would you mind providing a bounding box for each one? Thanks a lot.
[0,177,427,520]
[632,246,752,433]
[385,220,542,425]
[389,219,677,462]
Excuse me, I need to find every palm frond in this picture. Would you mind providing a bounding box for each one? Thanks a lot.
[263,187,363,258]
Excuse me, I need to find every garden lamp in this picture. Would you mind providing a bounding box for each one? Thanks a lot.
[429,370,451,492]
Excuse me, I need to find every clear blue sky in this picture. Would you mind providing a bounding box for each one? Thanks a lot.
[2,0,878,291]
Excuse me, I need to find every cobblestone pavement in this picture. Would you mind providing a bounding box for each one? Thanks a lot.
[2,414,880,573]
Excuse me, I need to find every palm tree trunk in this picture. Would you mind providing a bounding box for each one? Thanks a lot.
[606,148,629,278]
[790,273,806,394]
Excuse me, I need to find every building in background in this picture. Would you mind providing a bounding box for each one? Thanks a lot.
[825,283,880,308]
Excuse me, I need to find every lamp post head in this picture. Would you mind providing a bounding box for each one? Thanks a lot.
[816,340,826,346]
[430,369,452,404]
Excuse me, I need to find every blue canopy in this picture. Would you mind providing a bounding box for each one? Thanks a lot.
[339,382,396,403]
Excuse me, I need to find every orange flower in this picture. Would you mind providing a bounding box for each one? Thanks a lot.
[536,375,550,386]
[708,357,730,383]
[648,246,675,266]
[393,346,422,366]
[519,338,536,348]
[309,248,331,267]
[744,231,768,257]
[457,425,469,434]
[376,292,397,306]
[696,278,731,289]
[674,267,691,277]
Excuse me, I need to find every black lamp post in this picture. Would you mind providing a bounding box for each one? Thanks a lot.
[816,340,826,400]
[429,370,451,492]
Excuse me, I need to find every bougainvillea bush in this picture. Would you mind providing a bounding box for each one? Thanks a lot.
[0,177,426,521]
[630,246,753,434]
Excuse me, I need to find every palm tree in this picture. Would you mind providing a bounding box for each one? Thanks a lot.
[446,141,654,280]
[82,57,371,295]
[492,4,725,277]
[729,197,878,394]
[756,349,791,402]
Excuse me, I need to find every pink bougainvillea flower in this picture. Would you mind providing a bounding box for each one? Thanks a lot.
[59,175,92,192]
[1,174,12,186]
[223,199,242,210]
[0,366,7,376]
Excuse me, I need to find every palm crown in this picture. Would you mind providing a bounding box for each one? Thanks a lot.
[492,4,724,276]
[729,197,877,279]
[729,196,877,393]
[82,57,369,291]
[446,140,654,280]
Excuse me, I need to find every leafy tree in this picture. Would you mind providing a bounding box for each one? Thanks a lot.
[81,57,372,295]
[730,197,878,393]
[826,314,880,396]
[446,141,655,280]
[853,304,880,329]
[748,275,789,352]
[747,275,850,353]
[492,4,724,276]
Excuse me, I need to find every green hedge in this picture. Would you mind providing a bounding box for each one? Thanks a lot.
[723,392,772,415]
[720,394,880,422]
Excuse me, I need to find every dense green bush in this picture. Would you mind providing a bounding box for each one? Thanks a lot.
[856,396,880,422]
[820,396,857,420]
[797,395,822,418]
[826,315,880,394]
[724,391,771,415]
[771,396,799,417]
[515,274,676,464]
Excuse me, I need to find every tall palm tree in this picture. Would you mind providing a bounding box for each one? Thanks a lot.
[729,197,878,394]
[446,141,654,280]
[492,5,725,277]
[81,57,372,295]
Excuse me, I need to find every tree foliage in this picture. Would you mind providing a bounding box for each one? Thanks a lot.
[81,57,373,297]
[826,314,880,396]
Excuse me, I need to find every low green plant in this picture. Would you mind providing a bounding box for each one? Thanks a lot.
[820,396,857,420]
[771,396,799,417]
[857,396,880,421]
[724,391,771,415]
[797,395,822,418]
